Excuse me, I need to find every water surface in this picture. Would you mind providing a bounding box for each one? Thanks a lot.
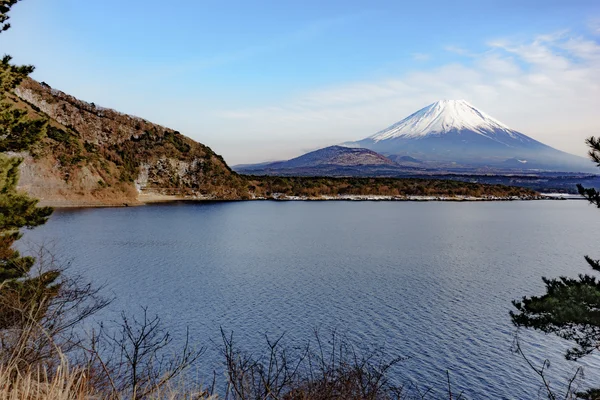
[22,200,600,398]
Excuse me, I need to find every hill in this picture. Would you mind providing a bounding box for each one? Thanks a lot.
[234,146,417,176]
[263,146,396,168]
[11,79,249,206]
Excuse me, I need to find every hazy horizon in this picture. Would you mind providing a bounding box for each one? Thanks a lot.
[3,0,600,165]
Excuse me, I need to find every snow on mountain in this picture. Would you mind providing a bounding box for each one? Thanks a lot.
[369,99,527,144]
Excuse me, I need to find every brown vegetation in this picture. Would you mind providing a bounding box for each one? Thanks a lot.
[246,175,539,199]
[12,79,248,206]
[0,244,211,399]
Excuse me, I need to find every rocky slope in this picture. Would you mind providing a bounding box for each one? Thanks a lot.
[11,79,249,206]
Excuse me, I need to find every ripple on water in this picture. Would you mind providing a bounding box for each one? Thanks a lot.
[20,201,600,398]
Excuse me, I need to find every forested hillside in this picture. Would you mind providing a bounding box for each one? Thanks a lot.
[11,78,249,206]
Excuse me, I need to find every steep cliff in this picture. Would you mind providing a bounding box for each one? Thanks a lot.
[11,79,248,206]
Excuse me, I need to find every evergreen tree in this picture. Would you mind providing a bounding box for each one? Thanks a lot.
[0,1,20,33]
[0,55,46,151]
[511,137,600,398]
[0,0,55,329]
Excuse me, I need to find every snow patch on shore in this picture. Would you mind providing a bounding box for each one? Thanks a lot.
[269,193,545,202]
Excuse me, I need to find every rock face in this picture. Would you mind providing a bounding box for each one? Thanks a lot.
[12,79,248,206]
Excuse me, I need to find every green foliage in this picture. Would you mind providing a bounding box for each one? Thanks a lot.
[0,156,51,230]
[0,0,20,33]
[164,130,190,153]
[0,11,45,152]
[83,140,98,153]
[512,274,600,361]
[46,126,86,169]
[0,55,32,93]
[576,137,600,209]
[511,135,600,396]
[0,6,47,153]
[0,104,46,151]
[46,126,73,144]
[0,58,47,152]
[0,155,55,328]
[0,0,56,329]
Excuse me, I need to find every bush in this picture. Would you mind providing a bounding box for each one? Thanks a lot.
[46,126,74,144]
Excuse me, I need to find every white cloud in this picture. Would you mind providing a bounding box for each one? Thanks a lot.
[443,45,475,57]
[210,30,600,164]
[412,53,431,61]
[476,54,521,75]
[559,37,600,61]
[588,18,600,35]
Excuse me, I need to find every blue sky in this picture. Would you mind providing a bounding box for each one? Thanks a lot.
[3,0,600,164]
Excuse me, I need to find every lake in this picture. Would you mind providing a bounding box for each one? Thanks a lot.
[20,200,600,398]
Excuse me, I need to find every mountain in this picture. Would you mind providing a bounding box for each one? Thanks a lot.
[233,145,420,176]
[387,155,423,165]
[12,79,249,206]
[237,146,395,170]
[344,100,593,172]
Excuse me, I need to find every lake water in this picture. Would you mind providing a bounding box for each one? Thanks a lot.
[20,200,600,398]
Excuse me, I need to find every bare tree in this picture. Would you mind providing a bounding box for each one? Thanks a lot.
[512,332,584,400]
[221,328,409,400]
[99,307,205,399]
[0,244,110,372]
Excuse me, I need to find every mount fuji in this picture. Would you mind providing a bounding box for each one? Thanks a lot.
[344,100,593,172]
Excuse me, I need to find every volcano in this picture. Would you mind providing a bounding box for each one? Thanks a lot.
[344,100,592,172]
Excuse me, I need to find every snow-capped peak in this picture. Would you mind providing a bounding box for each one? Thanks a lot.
[369,100,516,141]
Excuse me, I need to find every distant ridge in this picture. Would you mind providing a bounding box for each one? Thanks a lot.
[235,146,396,171]
[233,145,426,177]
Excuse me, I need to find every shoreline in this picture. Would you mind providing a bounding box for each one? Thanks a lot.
[39,193,575,209]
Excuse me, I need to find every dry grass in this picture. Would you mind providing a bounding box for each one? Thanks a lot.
[0,357,217,400]
[0,359,94,400]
